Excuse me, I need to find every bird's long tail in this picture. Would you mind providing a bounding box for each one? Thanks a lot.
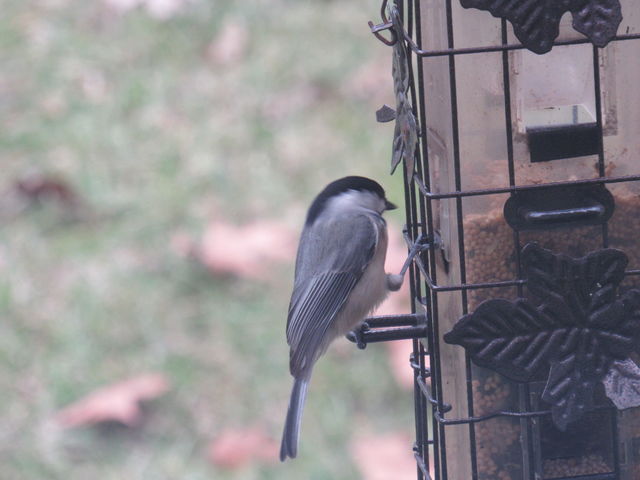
[280,378,309,461]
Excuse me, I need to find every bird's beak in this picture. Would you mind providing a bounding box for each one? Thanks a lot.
[385,200,397,211]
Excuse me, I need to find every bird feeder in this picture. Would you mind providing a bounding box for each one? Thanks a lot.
[356,0,640,479]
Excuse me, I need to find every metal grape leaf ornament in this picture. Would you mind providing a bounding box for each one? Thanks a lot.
[376,6,418,181]
[444,243,640,430]
[459,0,623,54]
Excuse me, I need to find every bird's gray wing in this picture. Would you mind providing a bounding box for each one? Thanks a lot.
[286,213,379,377]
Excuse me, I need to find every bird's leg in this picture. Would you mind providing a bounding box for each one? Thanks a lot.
[386,237,428,291]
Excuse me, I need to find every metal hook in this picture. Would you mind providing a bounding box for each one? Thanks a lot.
[368,0,397,46]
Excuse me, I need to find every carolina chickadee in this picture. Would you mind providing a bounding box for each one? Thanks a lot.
[280,176,404,461]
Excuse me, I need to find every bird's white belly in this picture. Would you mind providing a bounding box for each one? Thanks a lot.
[328,228,389,341]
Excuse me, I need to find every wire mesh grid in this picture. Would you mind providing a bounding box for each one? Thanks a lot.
[369,1,640,479]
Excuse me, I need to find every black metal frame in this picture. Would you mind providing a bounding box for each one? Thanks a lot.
[358,1,640,479]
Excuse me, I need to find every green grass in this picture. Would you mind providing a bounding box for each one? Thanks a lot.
[0,1,413,479]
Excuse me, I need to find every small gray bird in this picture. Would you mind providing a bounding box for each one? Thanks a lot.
[280,176,404,461]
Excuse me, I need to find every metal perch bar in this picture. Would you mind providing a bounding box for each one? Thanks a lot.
[347,313,428,349]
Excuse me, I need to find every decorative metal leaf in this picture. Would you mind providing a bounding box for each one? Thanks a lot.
[388,7,418,180]
[390,116,403,174]
[603,359,640,410]
[542,350,599,430]
[445,243,640,430]
[376,104,397,123]
[444,299,572,382]
[522,243,628,310]
[391,9,409,100]
[622,290,640,354]
[596,291,640,360]
[391,100,418,177]
[571,0,623,47]
[459,0,622,54]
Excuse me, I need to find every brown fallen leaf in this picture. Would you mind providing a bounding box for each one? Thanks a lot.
[173,219,297,281]
[54,373,170,428]
[207,426,279,469]
[350,432,418,480]
[15,173,79,208]
[5,171,96,222]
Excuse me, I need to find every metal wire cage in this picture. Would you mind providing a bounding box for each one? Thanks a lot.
[355,1,640,479]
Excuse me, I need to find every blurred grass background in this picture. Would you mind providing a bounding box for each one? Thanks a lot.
[0,0,415,478]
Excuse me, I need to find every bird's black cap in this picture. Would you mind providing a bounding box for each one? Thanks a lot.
[305,176,393,226]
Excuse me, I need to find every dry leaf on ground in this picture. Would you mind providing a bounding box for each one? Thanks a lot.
[54,373,170,428]
[350,432,418,480]
[2,172,92,221]
[15,173,80,209]
[207,426,279,469]
[173,219,296,280]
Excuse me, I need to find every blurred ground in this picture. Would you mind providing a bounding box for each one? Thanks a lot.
[0,0,416,478]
